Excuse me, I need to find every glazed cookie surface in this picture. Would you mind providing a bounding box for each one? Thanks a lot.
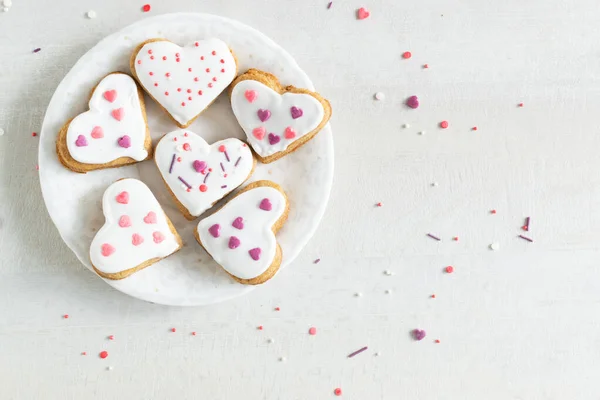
[230,69,332,163]
[196,180,289,285]
[154,129,255,220]
[57,72,151,173]
[90,178,182,280]
[131,38,238,128]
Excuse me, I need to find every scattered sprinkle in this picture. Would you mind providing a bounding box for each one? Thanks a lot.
[3,0,12,6]
[274,307,280,311]
[489,242,500,251]
[518,235,533,243]
[402,123,410,128]
[523,217,530,231]
[33,48,41,53]
[35,164,39,171]
[267,338,275,343]
[445,266,454,273]
[86,10,97,19]
[383,270,392,276]
[99,351,108,359]
[107,366,113,371]
[490,209,497,214]
[518,103,524,107]
[308,327,317,335]
[191,332,197,336]
[374,352,381,356]
[108,335,114,341]
[435,339,441,343]
[32,132,37,137]
[431,294,436,298]
[472,126,478,131]
[171,328,176,332]
[327,1,332,9]
[431,182,439,187]
[0,128,4,136]
[257,326,263,330]
[402,51,412,59]
[452,236,459,241]
[418,131,425,135]
[2,6,8,12]
[354,292,363,297]
[142,4,151,12]
[81,352,87,356]
[406,95,419,109]
[356,7,370,20]
[412,329,426,341]
[427,233,441,241]
[314,258,321,264]
[334,388,342,396]
[376,202,383,207]
[385,289,392,294]
[63,314,69,319]
[279,356,286,362]
[348,346,368,358]
[440,120,449,129]
[423,64,429,69]
[374,92,385,101]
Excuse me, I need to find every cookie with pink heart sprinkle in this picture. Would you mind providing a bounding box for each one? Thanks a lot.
[195,180,289,285]
[229,69,332,164]
[56,72,152,174]
[90,178,182,280]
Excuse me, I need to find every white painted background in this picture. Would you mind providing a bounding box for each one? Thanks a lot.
[1,0,599,399]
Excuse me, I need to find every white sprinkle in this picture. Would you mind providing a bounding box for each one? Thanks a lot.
[402,123,410,128]
[86,10,97,19]
[375,352,381,357]
[383,270,392,276]
[267,338,274,344]
[374,92,385,101]
[489,242,500,251]
[106,366,113,371]
[431,182,438,187]
[385,289,392,294]
[0,128,4,136]
[2,6,9,12]
[418,131,425,135]
[2,0,12,6]
[354,292,362,297]
[279,356,286,362]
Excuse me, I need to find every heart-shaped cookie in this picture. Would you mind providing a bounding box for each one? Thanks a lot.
[230,69,332,163]
[154,129,256,220]
[90,178,182,280]
[131,38,238,128]
[195,180,289,285]
[57,73,151,173]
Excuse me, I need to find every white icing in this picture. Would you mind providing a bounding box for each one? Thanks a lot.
[154,129,254,218]
[230,80,325,157]
[66,73,148,164]
[197,186,287,280]
[90,178,180,275]
[133,38,237,125]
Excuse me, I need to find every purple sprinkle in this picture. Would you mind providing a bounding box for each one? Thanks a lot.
[235,156,241,167]
[220,162,225,172]
[178,176,192,189]
[426,233,441,241]
[347,346,368,358]
[224,150,230,162]
[203,172,210,184]
[518,235,534,243]
[413,329,426,341]
[314,258,321,264]
[406,95,419,109]
[221,185,227,189]
[168,154,176,174]
[33,48,41,53]
[327,1,332,8]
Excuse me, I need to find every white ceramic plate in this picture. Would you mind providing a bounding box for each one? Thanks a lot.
[38,13,334,306]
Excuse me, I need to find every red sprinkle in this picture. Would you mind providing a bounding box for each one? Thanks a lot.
[81,352,87,356]
[218,145,226,152]
[275,307,280,311]
[440,120,449,129]
[518,103,524,107]
[63,314,69,319]
[191,332,197,336]
[402,51,412,59]
[490,209,497,214]
[435,339,441,343]
[431,294,436,298]
[445,266,454,273]
[32,132,37,137]
[257,326,263,330]
[452,236,459,241]
[334,388,342,396]
[171,328,176,333]
[142,4,151,12]
[99,351,108,359]
[108,335,114,340]
[183,143,191,151]
[376,202,383,207]
[472,126,478,131]
[199,184,208,192]
[308,327,317,335]
[423,64,429,69]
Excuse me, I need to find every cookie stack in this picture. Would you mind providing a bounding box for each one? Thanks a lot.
[55,38,332,285]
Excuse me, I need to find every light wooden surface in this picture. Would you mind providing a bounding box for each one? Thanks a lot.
[2,0,600,398]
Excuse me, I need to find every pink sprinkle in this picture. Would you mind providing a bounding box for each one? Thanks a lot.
[406,95,419,109]
[423,64,429,69]
[99,351,108,359]
[308,327,317,335]
[327,1,332,8]
[376,202,383,207]
[32,132,37,137]
[274,307,280,311]
[63,314,69,319]
[518,103,524,107]
[81,352,87,356]
[191,332,197,336]
[257,326,263,330]
[171,328,176,333]
[440,120,449,129]
[402,51,412,59]
[334,388,342,396]
[108,335,114,340]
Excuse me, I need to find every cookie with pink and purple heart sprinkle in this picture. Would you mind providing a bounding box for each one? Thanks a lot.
[195,180,289,285]
[229,69,332,164]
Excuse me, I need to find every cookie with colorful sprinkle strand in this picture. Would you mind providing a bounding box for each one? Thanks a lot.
[56,72,152,173]
[195,180,289,285]
[90,178,182,280]
[130,38,238,128]
[229,69,332,164]
[154,129,256,220]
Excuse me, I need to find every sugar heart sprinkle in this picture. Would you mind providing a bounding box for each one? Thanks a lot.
[268,133,281,145]
[259,198,272,211]
[412,329,426,341]
[75,135,88,147]
[249,248,261,261]
[232,217,244,230]
[208,224,221,238]
[228,236,241,249]
[290,106,303,119]
[117,135,131,148]
[257,109,271,122]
